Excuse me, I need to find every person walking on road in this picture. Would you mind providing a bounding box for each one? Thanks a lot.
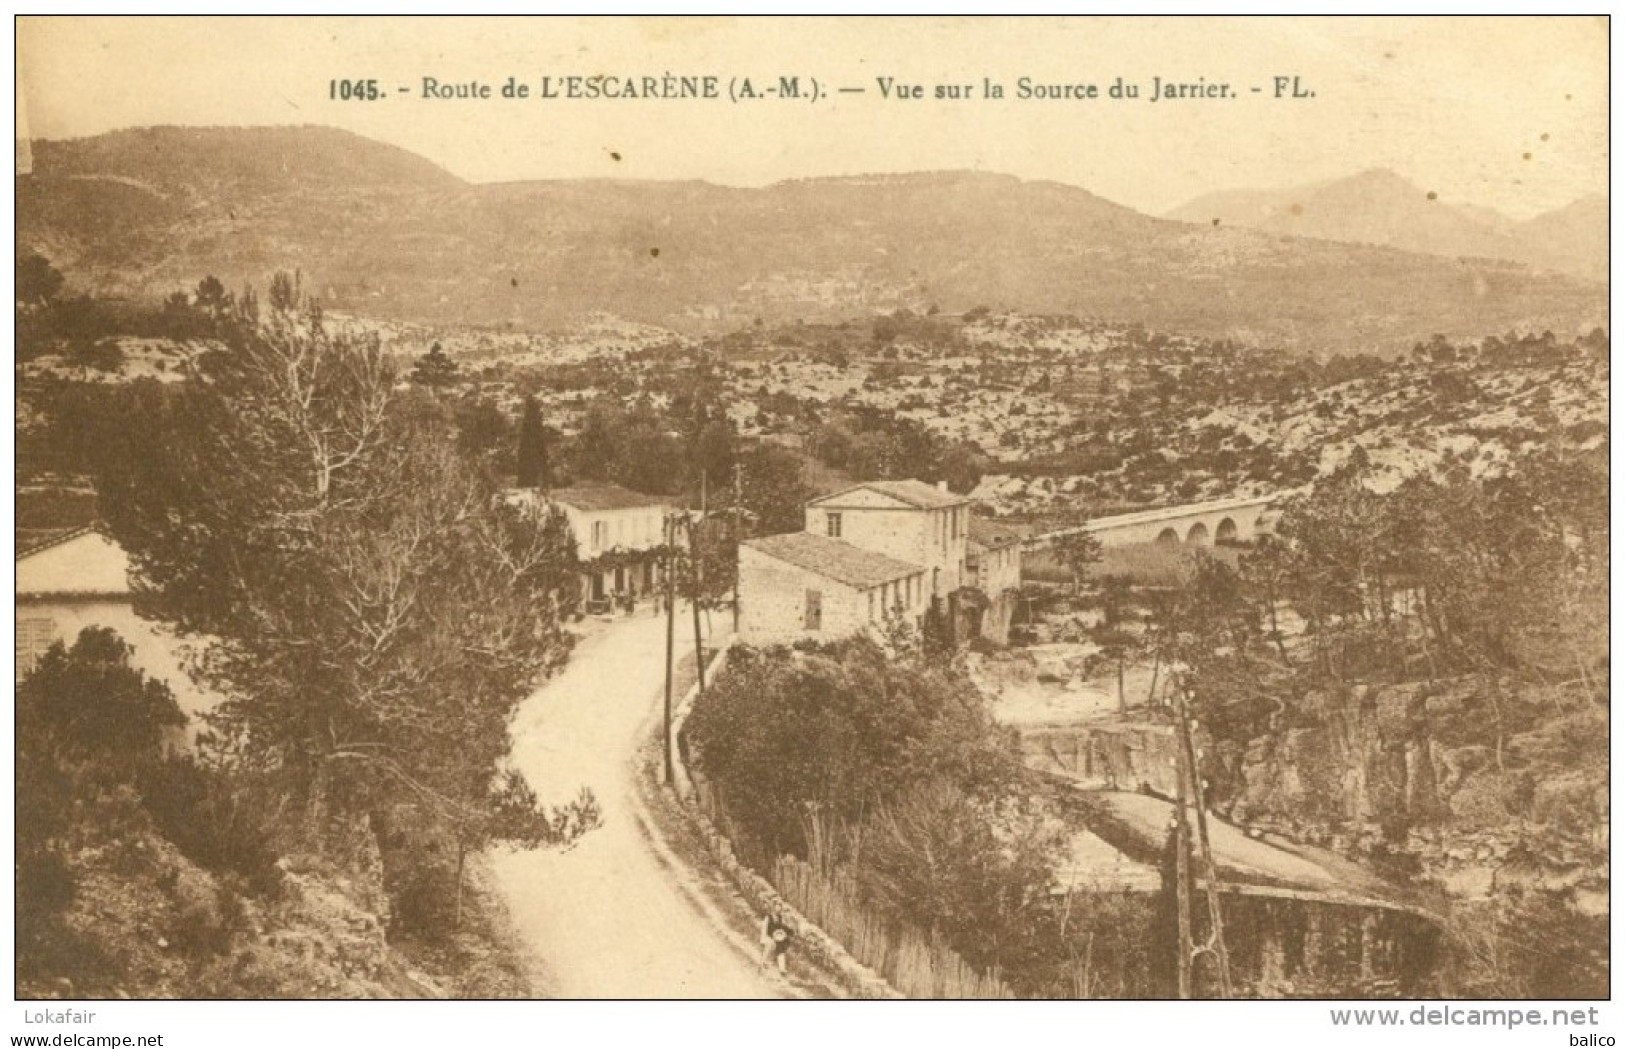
[762,910,795,974]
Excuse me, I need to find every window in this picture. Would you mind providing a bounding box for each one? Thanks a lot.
[804,589,823,631]
[868,589,876,621]
[16,616,57,684]
[591,520,609,550]
[827,512,842,539]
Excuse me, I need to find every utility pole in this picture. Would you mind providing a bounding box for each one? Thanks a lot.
[1174,747,1193,1000]
[1175,683,1235,998]
[731,460,743,633]
[692,471,707,696]
[662,512,677,786]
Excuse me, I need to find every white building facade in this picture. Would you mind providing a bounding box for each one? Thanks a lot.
[510,483,675,612]
[804,479,972,598]
[740,479,1018,646]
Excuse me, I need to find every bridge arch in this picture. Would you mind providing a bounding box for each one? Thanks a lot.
[1216,517,1238,544]
[1186,522,1210,546]
[1157,527,1181,545]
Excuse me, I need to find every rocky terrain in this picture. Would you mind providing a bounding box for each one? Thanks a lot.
[1220,678,1607,910]
[17,781,528,1001]
[23,303,1604,542]
[463,309,1606,520]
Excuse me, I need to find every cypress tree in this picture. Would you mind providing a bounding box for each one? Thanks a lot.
[517,395,550,489]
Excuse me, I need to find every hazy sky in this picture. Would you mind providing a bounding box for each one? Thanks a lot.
[16,15,1609,219]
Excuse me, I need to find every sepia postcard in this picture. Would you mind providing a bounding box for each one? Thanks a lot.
[9,13,1612,1042]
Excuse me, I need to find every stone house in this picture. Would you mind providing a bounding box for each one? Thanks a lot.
[737,532,927,644]
[803,480,972,599]
[740,479,1019,646]
[966,517,1025,645]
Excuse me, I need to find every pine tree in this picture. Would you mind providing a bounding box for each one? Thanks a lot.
[410,341,459,389]
[95,299,592,872]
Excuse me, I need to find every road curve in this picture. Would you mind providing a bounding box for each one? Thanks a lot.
[488,608,787,998]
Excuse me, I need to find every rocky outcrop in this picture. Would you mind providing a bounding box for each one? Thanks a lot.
[1212,677,1607,908]
[1020,721,1178,795]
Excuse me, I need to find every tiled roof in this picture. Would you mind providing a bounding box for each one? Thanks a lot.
[810,478,972,510]
[545,484,674,513]
[743,532,923,589]
[968,517,1025,551]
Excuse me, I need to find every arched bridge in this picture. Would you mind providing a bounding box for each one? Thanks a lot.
[1028,493,1280,551]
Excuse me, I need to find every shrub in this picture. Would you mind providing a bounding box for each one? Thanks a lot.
[138,757,284,896]
[687,638,1026,858]
[19,627,186,768]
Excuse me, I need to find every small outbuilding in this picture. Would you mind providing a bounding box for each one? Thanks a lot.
[737,531,926,645]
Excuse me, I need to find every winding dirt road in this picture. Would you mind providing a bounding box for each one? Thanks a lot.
[488,608,788,998]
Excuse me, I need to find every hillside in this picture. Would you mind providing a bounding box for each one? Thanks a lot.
[17,126,1605,356]
[685,314,1610,518]
[1170,169,1607,282]
[1517,194,1609,279]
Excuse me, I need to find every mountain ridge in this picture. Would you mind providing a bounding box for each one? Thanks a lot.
[1169,168,1606,281]
[17,126,1606,355]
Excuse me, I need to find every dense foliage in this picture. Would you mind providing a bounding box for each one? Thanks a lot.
[687,637,1028,856]
[82,282,598,923]
[687,637,1160,996]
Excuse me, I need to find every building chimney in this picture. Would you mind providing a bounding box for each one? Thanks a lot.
[937,480,949,492]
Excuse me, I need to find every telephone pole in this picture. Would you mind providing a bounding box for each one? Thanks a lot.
[731,460,743,633]
[1170,682,1235,999]
[662,512,677,785]
[692,472,708,696]
[1177,684,1235,997]
[1174,748,1193,999]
